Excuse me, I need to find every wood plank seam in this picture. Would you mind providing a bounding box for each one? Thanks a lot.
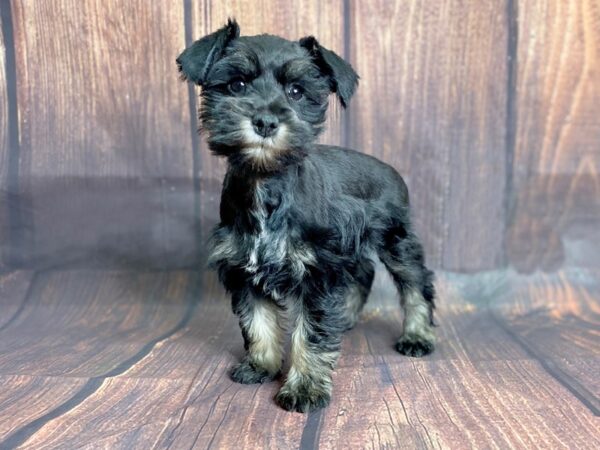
[342,0,352,149]
[0,0,27,269]
[299,408,325,450]
[183,0,204,261]
[0,377,105,449]
[489,309,600,416]
[503,0,519,266]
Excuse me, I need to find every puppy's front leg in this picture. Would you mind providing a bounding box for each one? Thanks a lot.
[230,291,285,384]
[276,294,344,413]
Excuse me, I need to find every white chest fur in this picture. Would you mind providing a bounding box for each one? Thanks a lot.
[208,183,317,293]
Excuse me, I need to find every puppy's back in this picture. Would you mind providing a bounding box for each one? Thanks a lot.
[308,145,409,206]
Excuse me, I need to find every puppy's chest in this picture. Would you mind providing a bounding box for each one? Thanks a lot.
[211,184,316,289]
[244,202,289,273]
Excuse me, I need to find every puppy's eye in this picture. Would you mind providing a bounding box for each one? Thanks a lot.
[228,79,246,95]
[287,84,304,101]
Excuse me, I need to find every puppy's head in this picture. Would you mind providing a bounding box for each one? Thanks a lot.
[177,19,358,172]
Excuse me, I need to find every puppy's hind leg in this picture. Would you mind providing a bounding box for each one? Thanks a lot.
[342,258,375,330]
[229,291,285,384]
[379,224,436,357]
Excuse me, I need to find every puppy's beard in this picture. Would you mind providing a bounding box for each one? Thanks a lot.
[240,119,290,171]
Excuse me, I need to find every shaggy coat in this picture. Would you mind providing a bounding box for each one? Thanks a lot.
[177,19,436,413]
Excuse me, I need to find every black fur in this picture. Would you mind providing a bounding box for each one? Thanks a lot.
[177,19,437,413]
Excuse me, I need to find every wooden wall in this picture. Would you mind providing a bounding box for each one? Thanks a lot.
[507,0,600,273]
[0,0,598,273]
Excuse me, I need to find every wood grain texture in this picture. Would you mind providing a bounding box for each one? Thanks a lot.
[507,0,600,272]
[0,270,197,377]
[10,0,197,268]
[330,270,598,448]
[11,376,194,449]
[347,0,509,271]
[1,269,599,448]
[0,269,200,448]
[492,270,600,412]
[0,270,34,330]
[189,1,347,242]
[0,375,90,442]
[2,0,598,274]
[317,359,600,449]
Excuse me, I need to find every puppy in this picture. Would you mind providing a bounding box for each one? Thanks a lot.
[177,19,436,413]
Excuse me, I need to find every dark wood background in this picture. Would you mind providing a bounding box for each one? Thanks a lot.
[0,0,599,273]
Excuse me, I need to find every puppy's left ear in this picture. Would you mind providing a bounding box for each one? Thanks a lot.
[299,36,359,108]
[177,18,240,85]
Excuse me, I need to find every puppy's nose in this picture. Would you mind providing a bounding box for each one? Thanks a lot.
[252,113,279,138]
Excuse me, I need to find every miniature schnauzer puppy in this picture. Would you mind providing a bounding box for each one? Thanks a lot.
[177,19,436,413]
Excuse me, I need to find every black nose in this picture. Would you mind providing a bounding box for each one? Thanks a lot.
[252,113,279,138]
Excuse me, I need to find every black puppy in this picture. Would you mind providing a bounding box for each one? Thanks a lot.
[177,19,436,413]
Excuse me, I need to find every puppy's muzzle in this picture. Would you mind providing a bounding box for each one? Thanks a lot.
[252,112,279,138]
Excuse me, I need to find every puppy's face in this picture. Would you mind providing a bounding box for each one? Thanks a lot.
[177,20,358,172]
[200,36,329,171]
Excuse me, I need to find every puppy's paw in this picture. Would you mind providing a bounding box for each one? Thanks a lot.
[395,334,435,357]
[229,359,279,384]
[275,383,331,413]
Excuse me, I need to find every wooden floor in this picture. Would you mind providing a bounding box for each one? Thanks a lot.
[0,266,598,449]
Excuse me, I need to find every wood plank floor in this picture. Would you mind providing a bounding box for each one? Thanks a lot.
[0,267,598,449]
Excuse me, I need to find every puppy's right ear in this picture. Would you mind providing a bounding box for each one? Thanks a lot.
[299,36,359,108]
[176,18,240,85]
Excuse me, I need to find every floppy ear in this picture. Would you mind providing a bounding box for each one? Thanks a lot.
[176,18,240,85]
[299,36,359,108]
